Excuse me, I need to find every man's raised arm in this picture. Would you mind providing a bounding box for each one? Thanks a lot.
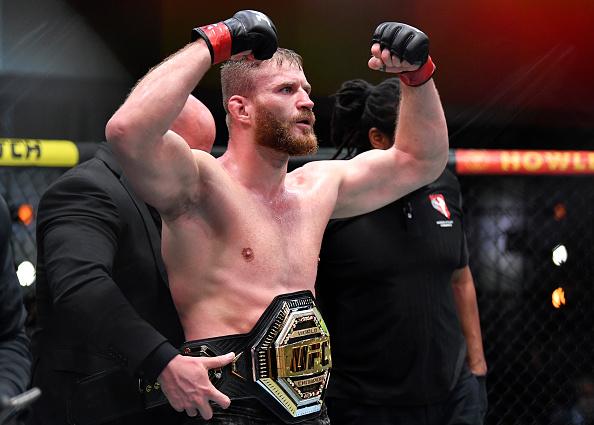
[331,23,449,219]
[105,39,212,216]
[105,10,278,217]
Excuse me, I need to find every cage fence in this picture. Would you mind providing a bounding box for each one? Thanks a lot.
[460,174,594,425]
[1,161,593,425]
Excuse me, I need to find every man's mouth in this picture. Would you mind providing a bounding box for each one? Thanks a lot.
[294,114,315,127]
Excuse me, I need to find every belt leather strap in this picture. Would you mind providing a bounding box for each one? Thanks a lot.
[142,290,332,424]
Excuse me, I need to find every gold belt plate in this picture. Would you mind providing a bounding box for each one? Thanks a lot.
[251,297,332,418]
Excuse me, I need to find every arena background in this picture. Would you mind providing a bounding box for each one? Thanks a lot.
[1,1,594,424]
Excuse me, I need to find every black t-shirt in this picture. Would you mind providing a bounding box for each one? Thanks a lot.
[315,169,468,405]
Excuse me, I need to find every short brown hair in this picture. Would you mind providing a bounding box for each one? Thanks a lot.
[220,48,303,114]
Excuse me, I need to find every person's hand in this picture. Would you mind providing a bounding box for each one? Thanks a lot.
[157,352,235,420]
[368,22,436,87]
[192,10,278,64]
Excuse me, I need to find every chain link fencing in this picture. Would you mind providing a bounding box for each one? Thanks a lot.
[460,174,594,425]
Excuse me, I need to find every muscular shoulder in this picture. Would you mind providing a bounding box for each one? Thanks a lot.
[288,159,343,188]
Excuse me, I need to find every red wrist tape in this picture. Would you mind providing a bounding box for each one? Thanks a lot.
[198,23,232,64]
[399,56,436,87]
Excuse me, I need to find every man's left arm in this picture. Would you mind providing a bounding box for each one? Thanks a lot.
[451,265,487,376]
[331,23,448,218]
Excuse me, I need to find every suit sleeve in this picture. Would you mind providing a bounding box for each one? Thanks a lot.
[36,173,176,376]
[0,196,31,398]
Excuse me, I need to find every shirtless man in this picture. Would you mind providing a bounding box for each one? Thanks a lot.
[106,10,448,424]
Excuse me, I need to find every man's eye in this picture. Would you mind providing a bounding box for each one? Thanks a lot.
[281,86,293,93]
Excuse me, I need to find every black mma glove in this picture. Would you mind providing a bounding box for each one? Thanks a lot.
[372,22,436,86]
[192,10,278,65]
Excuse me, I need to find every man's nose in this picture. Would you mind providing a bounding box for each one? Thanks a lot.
[298,91,314,110]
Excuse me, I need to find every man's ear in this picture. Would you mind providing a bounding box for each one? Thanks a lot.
[227,95,251,125]
[368,127,392,150]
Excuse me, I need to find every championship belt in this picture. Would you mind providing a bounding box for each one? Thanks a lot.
[141,291,332,424]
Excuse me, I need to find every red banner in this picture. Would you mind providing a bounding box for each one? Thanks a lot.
[454,149,594,175]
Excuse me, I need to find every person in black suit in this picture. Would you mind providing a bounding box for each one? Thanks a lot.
[0,194,32,425]
[28,95,216,425]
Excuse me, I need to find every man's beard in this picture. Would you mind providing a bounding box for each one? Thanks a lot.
[254,105,318,156]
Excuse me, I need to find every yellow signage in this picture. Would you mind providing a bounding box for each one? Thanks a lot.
[0,139,79,167]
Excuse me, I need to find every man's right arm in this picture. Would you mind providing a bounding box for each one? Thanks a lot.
[105,40,212,218]
[106,11,278,419]
[105,10,278,219]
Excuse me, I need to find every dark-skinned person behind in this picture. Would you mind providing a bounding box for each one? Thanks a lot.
[315,77,488,425]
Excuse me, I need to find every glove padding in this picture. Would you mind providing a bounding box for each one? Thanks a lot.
[372,22,436,87]
[193,10,278,65]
